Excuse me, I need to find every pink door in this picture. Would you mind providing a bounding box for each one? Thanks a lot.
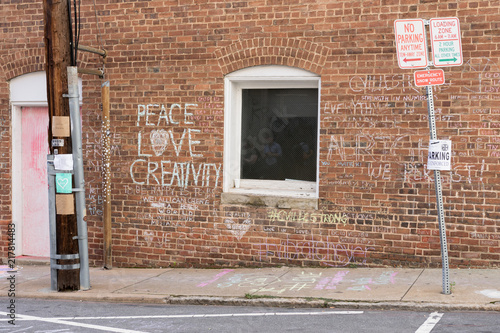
[21,107,50,257]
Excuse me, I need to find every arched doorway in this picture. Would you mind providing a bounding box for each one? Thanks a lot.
[11,72,50,257]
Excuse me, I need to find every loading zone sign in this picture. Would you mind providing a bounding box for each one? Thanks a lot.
[394,19,428,69]
[430,17,463,67]
[427,140,452,171]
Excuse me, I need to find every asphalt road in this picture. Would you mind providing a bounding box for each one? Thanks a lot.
[0,298,499,332]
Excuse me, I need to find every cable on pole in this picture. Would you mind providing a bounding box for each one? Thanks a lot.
[66,0,75,66]
[73,0,81,65]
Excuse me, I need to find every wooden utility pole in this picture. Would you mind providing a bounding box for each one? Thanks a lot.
[102,81,112,269]
[43,0,80,291]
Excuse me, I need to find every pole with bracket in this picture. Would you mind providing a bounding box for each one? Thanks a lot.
[426,84,450,295]
[77,44,106,78]
[47,156,81,291]
[78,44,107,58]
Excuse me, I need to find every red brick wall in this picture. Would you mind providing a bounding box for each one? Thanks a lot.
[1,0,499,269]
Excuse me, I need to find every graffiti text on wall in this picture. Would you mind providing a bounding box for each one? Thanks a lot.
[267,209,348,225]
[256,235,374,267]
[130,103,221,188]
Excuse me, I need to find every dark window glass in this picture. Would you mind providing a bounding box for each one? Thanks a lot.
[240,88,317,181]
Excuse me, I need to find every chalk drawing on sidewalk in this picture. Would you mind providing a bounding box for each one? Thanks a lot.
[314,270,349,290]
[477,289,500,299]
[196,269,400,295]
[0,265,20,278]
[347,271,398,291]
[197,269,234,287]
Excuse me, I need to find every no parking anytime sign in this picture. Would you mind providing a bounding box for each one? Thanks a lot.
[394,19,428,69]
[427,140,452,170]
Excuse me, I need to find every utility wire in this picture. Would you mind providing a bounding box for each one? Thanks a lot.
[67,0,75,66]
[73,0,81,66]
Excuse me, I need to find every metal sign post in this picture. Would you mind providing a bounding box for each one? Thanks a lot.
[425,85,450,295]
[395,17,460,295]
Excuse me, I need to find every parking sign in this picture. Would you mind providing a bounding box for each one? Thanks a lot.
[394,19,428,69]
[429,17,463,67]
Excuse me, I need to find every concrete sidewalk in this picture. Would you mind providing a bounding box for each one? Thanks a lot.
[2,264,499,311]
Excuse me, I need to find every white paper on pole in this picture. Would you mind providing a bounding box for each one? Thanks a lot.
[427,140,452,171]
[53,154,74,171]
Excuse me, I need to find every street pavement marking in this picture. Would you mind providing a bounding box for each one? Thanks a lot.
[0,311,147,333]
[13,311,363,321]
[415,312,444,333]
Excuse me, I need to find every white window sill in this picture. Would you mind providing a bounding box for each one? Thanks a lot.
[221,180,318,210]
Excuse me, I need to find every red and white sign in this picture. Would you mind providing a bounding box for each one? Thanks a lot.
[414,69,445,86]
[429,17,463,67]
[394,19,428,69]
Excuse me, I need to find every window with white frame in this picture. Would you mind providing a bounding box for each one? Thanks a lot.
[223,65,320,201]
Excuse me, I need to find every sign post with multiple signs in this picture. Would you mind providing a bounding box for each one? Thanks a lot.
[394,17,463,295]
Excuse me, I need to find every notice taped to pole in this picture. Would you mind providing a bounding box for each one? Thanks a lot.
[427,140,452,170]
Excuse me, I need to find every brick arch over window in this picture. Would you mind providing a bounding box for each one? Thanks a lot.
[215,38,330,75]
[1,48,46,81]
[2,47,94,81]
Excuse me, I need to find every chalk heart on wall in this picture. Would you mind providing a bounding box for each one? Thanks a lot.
[224,219,252,240]
[150,129,168,156]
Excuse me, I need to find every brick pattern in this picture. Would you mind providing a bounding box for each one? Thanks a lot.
[1,49,45,81]
[1,0,499,269]
[215,37,329,75]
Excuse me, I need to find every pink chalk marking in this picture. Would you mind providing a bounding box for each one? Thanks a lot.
[314,277,331,290]
[390,271,398,284]
[326,270,349,289]
[314,271,350,290]
[197,269,234,287]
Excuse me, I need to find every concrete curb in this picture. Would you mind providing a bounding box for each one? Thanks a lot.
[165,296,500,312]
[17,293,500,312]
[18,292,168,305]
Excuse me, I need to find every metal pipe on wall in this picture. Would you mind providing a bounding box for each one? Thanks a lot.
[67,66,90,290]
[47,155,58,291]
